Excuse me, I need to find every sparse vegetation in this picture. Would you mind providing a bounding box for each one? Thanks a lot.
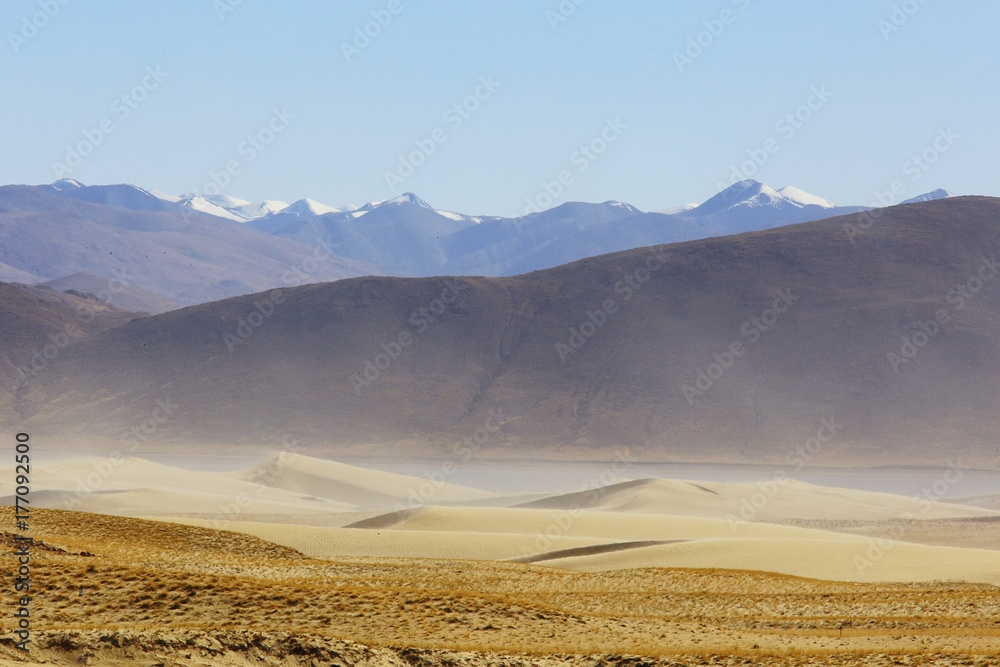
[0,508,998,665]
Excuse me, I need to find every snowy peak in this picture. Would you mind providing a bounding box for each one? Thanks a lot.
[696,180,782,214]
[283,198,339,217]
[901,189,955,205]
[659,203,697,215]
[243,199,291,217]
[696,180,838,215]
[778,185,835,208]
[49,178,85,191]
[602,200,642,214]
[180,195,246,222]
[197,193,251,209]
[368,192,432,210]
[173,194,290,222]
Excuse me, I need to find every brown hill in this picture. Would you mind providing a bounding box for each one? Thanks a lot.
[40,272,183,315]
[0,283,143,427]
[6,197,1000,467]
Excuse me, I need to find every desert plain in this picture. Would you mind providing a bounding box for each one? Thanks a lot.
[1,453,999,666]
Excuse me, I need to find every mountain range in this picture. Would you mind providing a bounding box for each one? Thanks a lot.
[0,183,372,305]
[0,178,937,307]
[4,195,998,468]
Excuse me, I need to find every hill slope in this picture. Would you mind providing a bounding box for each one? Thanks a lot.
[6,197,1000,467]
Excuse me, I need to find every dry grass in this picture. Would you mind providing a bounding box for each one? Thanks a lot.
[1,508,999,666]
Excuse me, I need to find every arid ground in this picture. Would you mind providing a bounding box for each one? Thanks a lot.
[2,456,1000,666]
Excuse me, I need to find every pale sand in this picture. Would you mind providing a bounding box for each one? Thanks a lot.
[0,453,493,516]
[542,536,1000,585]
[0,456,358,515]
[8,455,1000,587]
[225,452,498,506]
[163,506,875,561]
[160,506,1000,585]
[5,456,991,523]
[160,517,615,560]
[518,477,996,521]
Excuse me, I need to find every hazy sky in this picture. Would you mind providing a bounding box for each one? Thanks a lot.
[4,1,997,215]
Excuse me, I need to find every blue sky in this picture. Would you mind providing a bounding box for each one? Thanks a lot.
[3,0,997,215]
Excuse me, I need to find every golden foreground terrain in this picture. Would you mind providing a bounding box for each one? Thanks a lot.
[2,507,999,667]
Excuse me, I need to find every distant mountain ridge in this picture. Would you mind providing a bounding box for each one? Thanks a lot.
[8,179,952,307]
[40,178,877,275]
[0,184,375,305]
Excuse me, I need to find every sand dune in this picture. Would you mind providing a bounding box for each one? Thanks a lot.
[160,517,614,560]
[0,454,495,518]
[7,455,994,524]
[517,477,995,521]
[227,453,497,508]
[168,506,861,560]
[543,536,1000,585]
[164,505,1000,586]
[8,455,1000,588]
[0,456,359,517]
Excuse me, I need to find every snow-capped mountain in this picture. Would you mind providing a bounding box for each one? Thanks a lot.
[659,203,697,215]
[674,180,860,238]
[777,185,835,208]
[178,195,247,221]
[901,189,955,205]
[230,199,290,219]
[46,178,86,192]
[282,198,340,217]
[42,180,176,212]
[360,192,433,210]
[28,178,914,286]
[147,189,336,222]
[695,180,836,215]
[164,193,291,222]
[1,183,375,305]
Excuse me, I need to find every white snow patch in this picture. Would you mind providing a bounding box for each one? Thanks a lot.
[778,186,835,208]
[435,210,468,221]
